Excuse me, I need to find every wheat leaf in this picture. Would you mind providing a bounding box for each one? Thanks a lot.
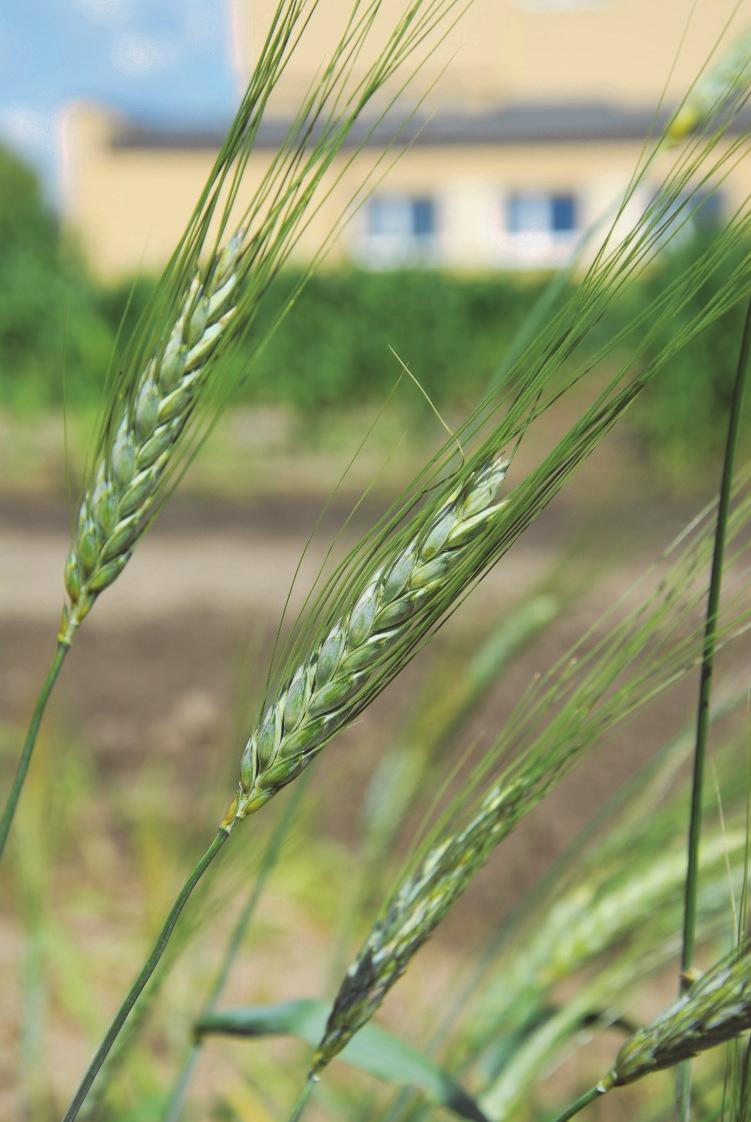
[196,998,489,1121]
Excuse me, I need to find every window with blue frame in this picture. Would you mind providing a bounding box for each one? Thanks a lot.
[506,191,578,236]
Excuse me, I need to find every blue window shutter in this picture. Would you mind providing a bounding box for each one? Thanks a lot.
[551,194,577,233]
[412,197,435,237]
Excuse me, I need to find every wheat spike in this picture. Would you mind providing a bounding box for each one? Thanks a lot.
[472,832,745,1049]
[608,938,751,1087]
[311,775,533,1072]
[549,940,751,1122]
[60,237,243,642]
[223,455,510,825]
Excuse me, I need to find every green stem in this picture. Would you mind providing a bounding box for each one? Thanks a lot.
[0,641,70,859]
[61,828,230,1122]
[677,295,751,1120]
[551,1084,608,1122]
[287,1076,317,1122]
[162,781,307,1122]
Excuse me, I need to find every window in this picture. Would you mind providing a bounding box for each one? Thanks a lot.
[502,190,580,266]
[506,191,578,235]
[359,194,438,265]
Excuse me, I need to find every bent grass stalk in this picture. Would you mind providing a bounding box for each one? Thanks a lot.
[676,294,751,1120]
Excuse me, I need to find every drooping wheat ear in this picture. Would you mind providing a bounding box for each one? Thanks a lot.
[607,938,751,1088]
[223,455,509,824]
[60,238,243,642]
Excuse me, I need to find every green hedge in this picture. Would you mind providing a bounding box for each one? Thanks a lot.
[97,268,550,412]
[88,253,751,478]
[0,144,747,478]
[0,147,112,413]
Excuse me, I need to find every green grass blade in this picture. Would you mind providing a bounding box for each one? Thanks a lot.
[0,642,69,861]
[197,998,489,1121]
[677,295,751,1121]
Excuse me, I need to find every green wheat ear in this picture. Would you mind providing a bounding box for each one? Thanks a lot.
[224,454,510,823]
[61,240,243,640]
[609,939,751,1088]
[550,937,751,1122]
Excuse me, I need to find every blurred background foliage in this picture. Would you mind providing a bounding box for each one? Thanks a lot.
[2,143,748,486]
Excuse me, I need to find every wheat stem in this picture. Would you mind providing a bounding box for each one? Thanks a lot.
[162,780,307,1122]
[551,1084,610,1122]
[0,642,69,860]
[61,829,229,1122]
[287,1076,317,1122]
[677,294,751,1119]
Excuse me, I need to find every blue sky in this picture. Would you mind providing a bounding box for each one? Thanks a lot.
[0,0,241,191]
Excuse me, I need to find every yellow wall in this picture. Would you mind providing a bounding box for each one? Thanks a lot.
[244,0,749,108]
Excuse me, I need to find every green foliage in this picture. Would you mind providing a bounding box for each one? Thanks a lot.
[96,267,548,414]
[1,137,748,484]
[620,233,751,479]
[196,999,488,1120]
[0,146,111,414]
[240,268,548,411]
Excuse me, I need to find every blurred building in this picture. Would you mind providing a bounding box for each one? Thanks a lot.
[62,0,749,277]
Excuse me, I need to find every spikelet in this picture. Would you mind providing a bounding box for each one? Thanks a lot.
[223,455,510,825]
[60,238,243,641]
[607,938,751,1087]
